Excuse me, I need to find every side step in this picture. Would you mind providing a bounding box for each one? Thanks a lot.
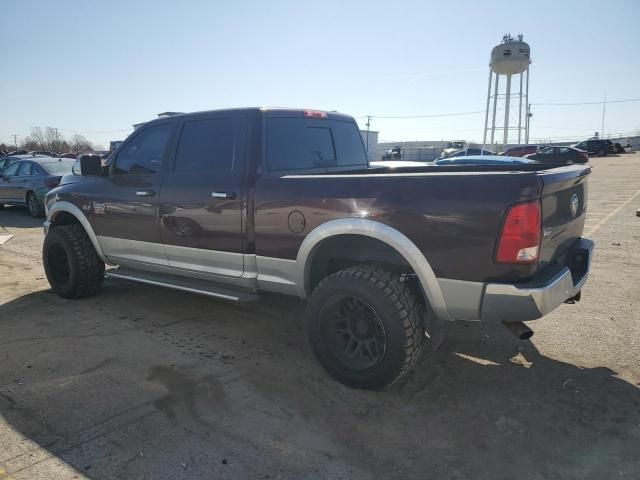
[105,267,260,302]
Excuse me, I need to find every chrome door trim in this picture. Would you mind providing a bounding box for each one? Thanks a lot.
[163,243,244,278]
[98,236,169,266]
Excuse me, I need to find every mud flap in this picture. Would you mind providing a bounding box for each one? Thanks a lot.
[424,309,445,350]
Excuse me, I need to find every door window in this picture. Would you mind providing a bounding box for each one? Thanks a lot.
[173,118,234,173]
[18,162,33,176]
[113,123,173,175]
[558,147,571,154]
[2,162,20,177]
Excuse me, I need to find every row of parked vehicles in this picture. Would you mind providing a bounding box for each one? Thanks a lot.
[383,137,628,164]
[440,138,627,163]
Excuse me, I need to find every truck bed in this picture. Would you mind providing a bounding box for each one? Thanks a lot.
[253,163,590,284]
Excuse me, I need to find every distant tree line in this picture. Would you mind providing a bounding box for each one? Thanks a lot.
[1,127,94,154]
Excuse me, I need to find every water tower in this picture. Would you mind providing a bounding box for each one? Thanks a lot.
[482,34,531,149]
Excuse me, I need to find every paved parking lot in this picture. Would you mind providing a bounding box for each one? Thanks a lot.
[1,154,639,480]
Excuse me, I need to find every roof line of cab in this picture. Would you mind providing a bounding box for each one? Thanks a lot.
[142,107,355,125]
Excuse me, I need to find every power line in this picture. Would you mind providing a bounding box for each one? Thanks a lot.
[364,110,485,119]
[532,97,640,106]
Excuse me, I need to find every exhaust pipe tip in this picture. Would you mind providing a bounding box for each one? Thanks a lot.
[503,321,534,340]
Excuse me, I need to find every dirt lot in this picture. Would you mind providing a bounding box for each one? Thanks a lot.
[1,154,639,480]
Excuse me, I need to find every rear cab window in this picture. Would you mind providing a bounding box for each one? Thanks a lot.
[266,113,367,173]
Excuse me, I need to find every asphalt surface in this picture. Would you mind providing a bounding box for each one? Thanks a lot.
[1,154,639,479]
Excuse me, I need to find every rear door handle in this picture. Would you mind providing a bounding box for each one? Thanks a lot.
[136,190,156,197]
[212,192,235,199]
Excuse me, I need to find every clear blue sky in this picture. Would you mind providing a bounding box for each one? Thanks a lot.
[1,0,639,149]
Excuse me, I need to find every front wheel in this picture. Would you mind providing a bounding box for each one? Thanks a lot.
[306,266,425,389]
[43,224,105,298]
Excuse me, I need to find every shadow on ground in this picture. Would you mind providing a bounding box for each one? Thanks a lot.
[0,206,43,229]
[1,283,638,479]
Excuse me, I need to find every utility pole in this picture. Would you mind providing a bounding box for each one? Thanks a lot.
[12,134,19,149]
[365,116,372,157]
[601,90,606,139]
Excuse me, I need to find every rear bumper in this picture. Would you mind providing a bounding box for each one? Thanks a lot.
[480,238,594,322]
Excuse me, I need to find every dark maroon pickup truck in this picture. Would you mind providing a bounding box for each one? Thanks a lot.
[42,108,593,389]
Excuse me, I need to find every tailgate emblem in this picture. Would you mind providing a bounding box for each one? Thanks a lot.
[569,194,579,218]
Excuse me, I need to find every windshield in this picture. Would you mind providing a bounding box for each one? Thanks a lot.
[40,160,75,175]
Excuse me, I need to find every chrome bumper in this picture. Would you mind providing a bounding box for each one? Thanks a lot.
[481,238,594,322]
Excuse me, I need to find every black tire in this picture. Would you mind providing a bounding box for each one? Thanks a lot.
[306,265,425,389]
[598,148,607,157]
[43,224,105,299]
[27,192,43,218]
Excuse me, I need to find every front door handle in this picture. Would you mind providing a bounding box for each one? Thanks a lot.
[136,189,156,197]
[212,192,235,199]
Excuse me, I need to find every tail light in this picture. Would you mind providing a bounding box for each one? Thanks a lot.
[579,150,589,162]
[496,200,541,264]
[303,110,328,119]
[45,176,62,189]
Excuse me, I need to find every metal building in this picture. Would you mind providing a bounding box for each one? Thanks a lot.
[483,34,531,149]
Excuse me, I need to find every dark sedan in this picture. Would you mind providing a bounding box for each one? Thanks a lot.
[525,146,589,164]
[0,158,75,217]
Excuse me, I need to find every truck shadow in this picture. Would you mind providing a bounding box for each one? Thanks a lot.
[0,206,44,229]
[0,285,638,479]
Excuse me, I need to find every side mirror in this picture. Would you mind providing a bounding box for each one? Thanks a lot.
[79,154,103,176]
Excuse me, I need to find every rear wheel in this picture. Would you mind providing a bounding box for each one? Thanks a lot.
[306,265,425,389]
[27,192,43,218]
[43,224,105,298]
[598,148,607,157]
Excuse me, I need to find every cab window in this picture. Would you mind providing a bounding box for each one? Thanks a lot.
[113,123,173,175]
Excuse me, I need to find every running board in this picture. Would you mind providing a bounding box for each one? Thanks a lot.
[105,268,259,302]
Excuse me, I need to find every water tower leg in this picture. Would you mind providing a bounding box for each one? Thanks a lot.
[490,73,499,145]
[483,69,492,148]
[503,74,512,147]
[518,72,523,144]
[524,68,530,144]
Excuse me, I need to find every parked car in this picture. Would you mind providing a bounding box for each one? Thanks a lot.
[381,146,402,160]
[439,148,496,159]
[29,150,57,157]
[440,141,466,158]
[0,154,51,173]
[0,157,75,217]
[435,155,534,166]
[500,145,539,157]
[42,107,593,389]
[571,139,610,156]
[525,146,589,164]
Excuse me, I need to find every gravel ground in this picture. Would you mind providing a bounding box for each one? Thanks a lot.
[1,154,639,480]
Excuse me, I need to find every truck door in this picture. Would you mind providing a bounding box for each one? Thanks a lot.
[159,113,246,277]
[90,121,176,266]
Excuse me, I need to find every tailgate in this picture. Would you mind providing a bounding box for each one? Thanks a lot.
[538,165,590,269]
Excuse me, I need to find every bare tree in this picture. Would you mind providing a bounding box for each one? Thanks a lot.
[69,134,93,153]
[45,127,65,152]
[23,126,46,150]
